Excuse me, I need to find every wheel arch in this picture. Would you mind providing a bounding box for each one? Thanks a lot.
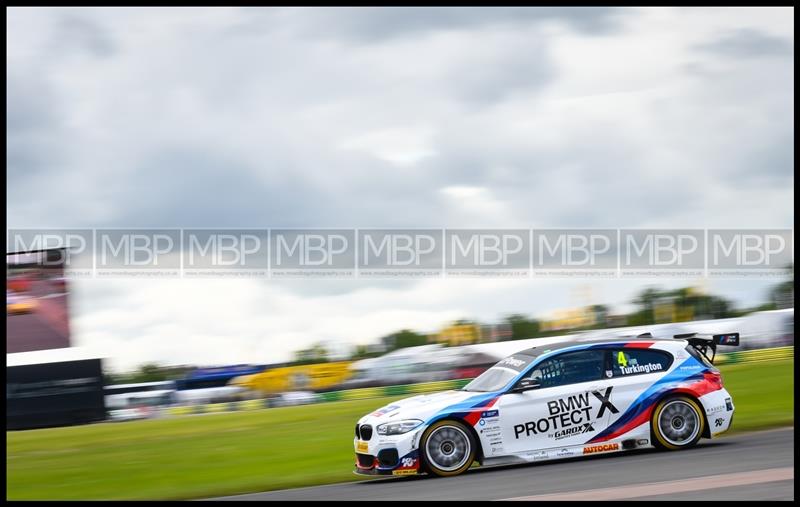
[419,417,484,472]
[457,417,485,464]
[652,390,711,441]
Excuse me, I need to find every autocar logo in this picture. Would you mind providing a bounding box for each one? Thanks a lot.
[583,443,620,454]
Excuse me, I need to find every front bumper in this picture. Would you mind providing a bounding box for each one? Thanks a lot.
[354,464,418,476]
[353,426,422,476]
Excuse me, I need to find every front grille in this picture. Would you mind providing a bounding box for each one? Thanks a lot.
[359,424,373,441]
[377,448,399,467]
[356,453,375,468]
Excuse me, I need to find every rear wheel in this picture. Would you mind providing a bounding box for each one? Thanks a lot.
[651,396,705,450]
[420,419,476,477]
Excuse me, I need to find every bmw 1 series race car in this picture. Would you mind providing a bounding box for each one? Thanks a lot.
[353,331,738,477]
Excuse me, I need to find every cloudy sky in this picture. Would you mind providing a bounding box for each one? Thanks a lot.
[7,7,794,371]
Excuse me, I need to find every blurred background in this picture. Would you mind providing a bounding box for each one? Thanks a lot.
[6,254,794,427]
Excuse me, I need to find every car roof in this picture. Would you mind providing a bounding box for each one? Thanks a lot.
[514,332,678,357]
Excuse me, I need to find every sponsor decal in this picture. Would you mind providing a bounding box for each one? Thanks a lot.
[513,387,618,440]
[481,410,499,418]
[592,386,619,418]
[356,441,369,453]
[400,457,417,468]
[605,370,613,378]
[514,392,592,439]
[555,448,575,458]
[637,439,649,446]
[498,356,531,371]
[552,423,595,441]
[371,404,401,417]
[583,443,620,454]
[706,404,725,415]
[524,450,549,461]
[715,418,724,427]
[725,398,733,411]
[392,455,419,475]
[479,419,486,426]
[619,362,663,375]
[392,469,417,476]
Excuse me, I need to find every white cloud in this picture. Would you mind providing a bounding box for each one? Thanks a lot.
[7,7,793,371]
[339,126,437,166]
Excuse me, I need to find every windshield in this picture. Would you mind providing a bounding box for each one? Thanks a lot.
[462,353,537,392]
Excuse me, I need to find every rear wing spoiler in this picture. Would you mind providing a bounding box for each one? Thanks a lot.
[674,332,740,365]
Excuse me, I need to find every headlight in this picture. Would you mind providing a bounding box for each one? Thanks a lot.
[377,419,423,435]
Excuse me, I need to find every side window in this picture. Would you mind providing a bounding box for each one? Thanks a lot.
[526,350,605,389]
[610,349,673,377]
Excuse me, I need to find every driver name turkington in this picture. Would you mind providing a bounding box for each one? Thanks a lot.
[620,363,662,375]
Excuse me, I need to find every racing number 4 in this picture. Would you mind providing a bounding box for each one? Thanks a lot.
[617,351,627,367]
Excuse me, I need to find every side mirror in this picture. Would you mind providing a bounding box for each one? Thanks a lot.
[511,378,541,393]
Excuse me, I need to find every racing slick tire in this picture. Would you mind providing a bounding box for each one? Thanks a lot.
[651,395,706,450]
[420,419,476,477]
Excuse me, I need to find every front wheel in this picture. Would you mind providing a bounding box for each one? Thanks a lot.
[651,396,705,450]
[420,419,476,477]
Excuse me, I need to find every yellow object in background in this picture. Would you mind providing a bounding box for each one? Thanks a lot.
[233,361,353,395]
[435,323,480,346]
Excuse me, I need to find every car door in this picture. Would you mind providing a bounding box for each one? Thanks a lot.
[497,349,613,456]
[602,347,675,439]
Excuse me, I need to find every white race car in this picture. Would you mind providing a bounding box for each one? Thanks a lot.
[354,332,739,477]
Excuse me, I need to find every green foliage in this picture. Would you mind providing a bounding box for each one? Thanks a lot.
[292,343,330,365]
[105,364,192,385]
[505,314,540,341]
[385,329,428,350]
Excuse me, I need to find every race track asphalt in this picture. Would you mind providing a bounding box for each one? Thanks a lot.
[213,427,794,501]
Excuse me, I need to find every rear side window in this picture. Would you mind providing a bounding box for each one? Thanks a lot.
[609,348,673,378]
